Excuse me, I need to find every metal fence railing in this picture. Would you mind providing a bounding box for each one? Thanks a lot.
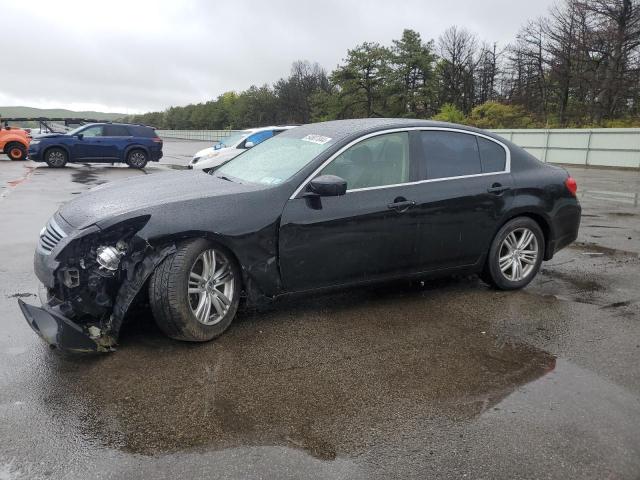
[490,128,640,169]
[157,128,640,169]
[156,130,241,142]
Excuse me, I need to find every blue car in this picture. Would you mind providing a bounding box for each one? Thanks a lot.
[28,123,163,169]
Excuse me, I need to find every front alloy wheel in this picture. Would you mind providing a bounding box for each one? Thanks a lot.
[482,217,544,290]
[149,239,241,342]
[188,249,235,325]
[45,148,67,168]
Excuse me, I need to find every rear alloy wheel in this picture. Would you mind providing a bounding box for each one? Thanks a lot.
[6,143,27,161]
[126,149,148,169]
[482,217,544,290]
[149,239,241,342]
[44,147,68,168]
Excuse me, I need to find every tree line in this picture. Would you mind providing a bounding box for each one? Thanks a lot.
[122,0,640,130]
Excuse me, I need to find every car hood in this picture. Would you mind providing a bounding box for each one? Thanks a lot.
[194,146,217,157]
[33,133,69,139]
[192,146,236,161]
[191,150,242,170]
[58,171,263,229]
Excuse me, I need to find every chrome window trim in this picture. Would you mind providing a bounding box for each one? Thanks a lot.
[290,126,511,199]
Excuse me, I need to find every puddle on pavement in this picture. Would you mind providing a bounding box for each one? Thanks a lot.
[609,212,637,217]
[70,166,106,186]
[34,280,557,458]
[568,241,638,257]
[533,241,640,310]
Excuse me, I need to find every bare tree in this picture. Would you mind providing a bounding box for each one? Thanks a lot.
[544,1,585,125]
[475,42,503,104]
[437,26,478,113]
[579,0,640,121]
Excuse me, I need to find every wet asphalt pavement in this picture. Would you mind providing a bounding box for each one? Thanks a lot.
[0,140,639,479]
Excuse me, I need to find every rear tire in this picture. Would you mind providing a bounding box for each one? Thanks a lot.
[481,217,544,290]
[6,143,27,161]
[126,149,148,169]
[148,239,241,342]
[44,147,68,168]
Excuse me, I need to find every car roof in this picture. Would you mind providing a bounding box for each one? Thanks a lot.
[83,122,153,128]
[277,118,505,144]
[245,125,297,133]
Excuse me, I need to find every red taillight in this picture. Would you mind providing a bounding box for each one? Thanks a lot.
[565,176,577,196]
[152,137,163,143]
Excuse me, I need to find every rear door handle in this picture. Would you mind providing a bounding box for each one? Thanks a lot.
[387,200,416,212]
[487,183,510,194]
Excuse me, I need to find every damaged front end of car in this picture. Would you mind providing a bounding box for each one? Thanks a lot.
[19,214,176,353]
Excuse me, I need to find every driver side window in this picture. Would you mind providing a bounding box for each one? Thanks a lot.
[320,132,409,190]
[81,126,103,137]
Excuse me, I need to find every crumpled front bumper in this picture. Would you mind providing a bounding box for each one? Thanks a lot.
[18,299,109,353]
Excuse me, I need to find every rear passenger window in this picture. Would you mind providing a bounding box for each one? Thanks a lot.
[420,131,481,179]
[104,125,129,136]
[478,137,506,172]
[129,126,157,138]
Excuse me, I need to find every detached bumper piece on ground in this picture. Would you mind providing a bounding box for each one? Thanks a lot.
[19,300,105,353]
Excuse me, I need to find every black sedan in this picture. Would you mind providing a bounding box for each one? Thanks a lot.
[19,119,581,352]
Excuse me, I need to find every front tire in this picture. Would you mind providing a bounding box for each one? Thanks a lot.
[126,149,148,169]
[482,217,544,290]
[6,143,27,161]
[44,147,68,168]
[149,239,241,342]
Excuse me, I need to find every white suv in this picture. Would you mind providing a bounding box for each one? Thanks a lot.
[188,126,297,170]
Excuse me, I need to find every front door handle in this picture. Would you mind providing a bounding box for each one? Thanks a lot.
[487,183,510,195]
[387,199,416,212]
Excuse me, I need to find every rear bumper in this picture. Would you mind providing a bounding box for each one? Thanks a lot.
[546,202,581,259]
[18,299,109,353]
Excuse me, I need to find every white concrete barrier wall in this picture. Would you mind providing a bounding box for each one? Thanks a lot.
[490,128,640,169]
[157,128,640,169]
[156,130,239,142]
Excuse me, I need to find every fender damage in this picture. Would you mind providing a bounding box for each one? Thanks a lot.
[19,215,177,353]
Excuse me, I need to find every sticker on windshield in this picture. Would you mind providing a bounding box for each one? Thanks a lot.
[301,134,332,145]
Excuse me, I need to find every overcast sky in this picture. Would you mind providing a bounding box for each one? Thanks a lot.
[2,0,556,114]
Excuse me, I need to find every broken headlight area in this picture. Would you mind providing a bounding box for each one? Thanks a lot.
[25,215,176,353]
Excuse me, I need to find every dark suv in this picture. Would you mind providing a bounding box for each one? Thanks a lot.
[28,123,163,169]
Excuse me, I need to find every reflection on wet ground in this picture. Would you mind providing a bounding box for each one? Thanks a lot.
[71,164,118,186]
[39,280,556,457]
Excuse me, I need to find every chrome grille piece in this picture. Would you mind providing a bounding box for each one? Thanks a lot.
[39,217,66,254]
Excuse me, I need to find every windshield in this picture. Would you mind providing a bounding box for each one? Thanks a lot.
[216,136,333,185]
[217,130,251,148]
[66,125,92,135]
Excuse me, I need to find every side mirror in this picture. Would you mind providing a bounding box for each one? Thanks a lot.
[245,141,255,149]
[308,175,347,197]
[76,133,84,140]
